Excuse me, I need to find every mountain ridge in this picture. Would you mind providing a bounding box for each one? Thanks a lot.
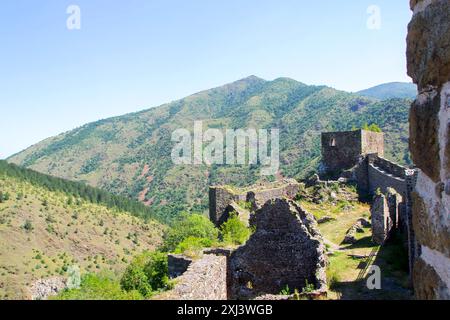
[8,77,412,222]
[356,82,417,100]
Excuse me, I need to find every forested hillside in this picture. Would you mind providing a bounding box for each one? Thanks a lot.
[0,162,164,299]
[8,76,412,222]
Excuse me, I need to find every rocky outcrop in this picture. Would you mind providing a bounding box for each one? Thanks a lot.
[228,199,327,299]
[29,277,67,300]
[407,0,450,299]
[343,219,367,245]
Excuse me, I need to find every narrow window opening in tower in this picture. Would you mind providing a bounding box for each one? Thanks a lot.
[330,138,336,147]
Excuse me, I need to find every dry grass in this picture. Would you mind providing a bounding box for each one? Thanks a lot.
[0,174,164,299]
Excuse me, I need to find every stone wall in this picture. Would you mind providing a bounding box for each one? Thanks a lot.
[209,179,300,226]
[159,253,228,300]
[407,0,450,299]
[368,164,408,198]
[228,199,327,299]
[372,156,409,179]
[361,130,385,157]
[168,254,192,279]
[371,194,392,245]
[321,129,384,174]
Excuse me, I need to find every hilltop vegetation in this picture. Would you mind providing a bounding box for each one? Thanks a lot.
[357,82,417,100]
[0,162,164,299]
[8,77,412,222]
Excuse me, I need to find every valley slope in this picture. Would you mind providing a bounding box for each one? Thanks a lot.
[8,76,412,222]
[0,161,164,299]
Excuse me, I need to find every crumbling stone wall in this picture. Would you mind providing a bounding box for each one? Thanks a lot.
[159,253,228,300]
[368,164,408,198]
[407,0,450,299]
[209,179,300,226]
[371,194,392,245]
[168,254,192,279]
[372,189,404,245]
[228,199,327,299]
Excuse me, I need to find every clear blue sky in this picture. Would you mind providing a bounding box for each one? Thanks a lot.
[0,0,412,159]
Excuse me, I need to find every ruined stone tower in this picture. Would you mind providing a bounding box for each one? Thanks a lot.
[321,129,384,174]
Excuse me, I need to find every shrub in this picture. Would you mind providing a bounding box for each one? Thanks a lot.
[23,220,33,232]
[174,237,213,257]
[220,213,251,246]
[54,274,143,300]
[143,251,170,291]
[362,123,382,133]
[120,251,170,297]
[162,213,218,252]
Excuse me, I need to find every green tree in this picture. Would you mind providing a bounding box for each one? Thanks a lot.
[220,213,252,245]
[362,123,382,133]
[162,213,218,252]
[54,274,143,300]
[120,251,170,297]
[174,237,214,257]
[143,251,169,291]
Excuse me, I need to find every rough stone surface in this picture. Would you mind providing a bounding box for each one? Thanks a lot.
[413,257,450,300]
[168,254,193,279]
[209,179,300,226]
[412,192,450,259]
[228,199,327,299]
[407,0,450,90]
[409,90,441,182]
[371,194,392,245]
[321,129,384,175]
[29,277,67,300]
[408,0,450,299]
[159,254,228,300]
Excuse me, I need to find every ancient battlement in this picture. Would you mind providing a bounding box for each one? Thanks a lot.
[321,130,419,275]
[209,179,300,226]
[165,199,327,300]
[321,129,384,174]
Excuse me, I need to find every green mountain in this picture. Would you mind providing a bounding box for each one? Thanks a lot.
[0,161,164,299]
[357,82,417,100]
[8,76,412,222]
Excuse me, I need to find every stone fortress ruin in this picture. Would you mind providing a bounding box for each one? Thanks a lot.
[321,129,419,273]
[164,127,444,300]
[161,179,328,300]
[163,1,450,299]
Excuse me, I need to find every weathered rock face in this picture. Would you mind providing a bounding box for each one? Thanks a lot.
[407,0,450,90]
[407,0,450,300]
[29,277,67,300]
[228,199,327,299]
